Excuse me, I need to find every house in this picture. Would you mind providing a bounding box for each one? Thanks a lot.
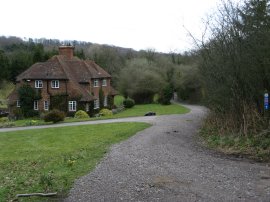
[8,46,117,116]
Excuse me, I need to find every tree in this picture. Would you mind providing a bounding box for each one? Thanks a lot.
[117,58,167,104]
[0,50,10,81]
[18,84,41,117]
[197,0,270,134]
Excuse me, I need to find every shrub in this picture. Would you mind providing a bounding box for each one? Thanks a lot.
[44,109,65,123]
[12,108,23,120]
[0,117,9,123]
[123,98,135,108]
[74,110,89,119]
[0,122,15,128]
[99,108,113,116]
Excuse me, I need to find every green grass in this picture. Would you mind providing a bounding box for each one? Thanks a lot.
[200,125,270,162]
[0,122,150,201]
[113,103,190,118]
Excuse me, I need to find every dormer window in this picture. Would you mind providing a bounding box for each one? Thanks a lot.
[35,80,43,88]
[93,79,99,87]
[51,80,59,88]
[102,79,107,86]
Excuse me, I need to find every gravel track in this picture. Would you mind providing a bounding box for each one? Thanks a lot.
[64,104,270,202]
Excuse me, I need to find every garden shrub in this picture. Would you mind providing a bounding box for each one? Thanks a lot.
[44,109,65,123]
[12,108,23,120]
[74,110,89,119]
[0,117,9,122]
[123,98,135,108]
[0,122,15,128]
[99,108,113,116]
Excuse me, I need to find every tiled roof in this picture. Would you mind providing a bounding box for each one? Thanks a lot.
[16,60,68,81]
[16,53,112,102]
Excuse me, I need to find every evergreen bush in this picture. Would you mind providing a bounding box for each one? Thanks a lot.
[44,109,65,123]
[123,98,135,108]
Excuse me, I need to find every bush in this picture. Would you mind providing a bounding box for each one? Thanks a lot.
[74,110,89,119]
[0,117,9,122]
[123,98,135,108]
[0,122,15,128]
[99,108,113,116]
[44,109,65,123]
[12,108,23,120]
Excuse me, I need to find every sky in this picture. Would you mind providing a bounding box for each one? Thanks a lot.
[0,0,224,53]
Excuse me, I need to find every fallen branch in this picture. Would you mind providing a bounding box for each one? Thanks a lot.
[16,192,57,198]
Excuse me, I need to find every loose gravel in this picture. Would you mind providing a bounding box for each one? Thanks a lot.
[65,105,270,202]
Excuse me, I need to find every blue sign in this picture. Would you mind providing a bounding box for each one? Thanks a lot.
[264,93,269,110]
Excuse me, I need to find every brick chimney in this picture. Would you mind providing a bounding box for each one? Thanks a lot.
[59,45,74,59]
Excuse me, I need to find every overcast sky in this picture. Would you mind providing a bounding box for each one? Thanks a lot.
[1,0,224,53]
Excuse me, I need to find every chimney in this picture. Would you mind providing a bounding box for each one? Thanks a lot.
[59,45,74,59]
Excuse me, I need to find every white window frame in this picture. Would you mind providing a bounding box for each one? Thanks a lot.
[44,100,49,111]
[102,79,107,86]
[16,100,20,107]
[51,80,59,88]
[94,99,99,109]
[34,100,38,110]
[35,80,43,88]
[68,101,77,112]
[104,96,108,107]
[93,79,99,87]
[85,103,89,112]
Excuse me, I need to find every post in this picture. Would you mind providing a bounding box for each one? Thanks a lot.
[264,92,269,118]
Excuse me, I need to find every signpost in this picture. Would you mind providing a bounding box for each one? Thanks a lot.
[264,93,269,110]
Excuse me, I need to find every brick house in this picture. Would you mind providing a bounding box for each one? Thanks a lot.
[8,46,117,116]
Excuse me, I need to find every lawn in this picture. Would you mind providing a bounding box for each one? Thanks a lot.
[0,122,150,201]
[113,103,190,118]
[4,102,189,128]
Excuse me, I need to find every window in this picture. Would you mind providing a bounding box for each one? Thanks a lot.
[35,80,43,88]
[102,79,107,86]
[16,100,20,107]
[69,101,77,111]
[104,96,108,107]
[85,103,89,112]
[51,80,59,88]
[44,101,49,111]
[34,100,38,110]
[94,99,99,109]
[93,79,99,87]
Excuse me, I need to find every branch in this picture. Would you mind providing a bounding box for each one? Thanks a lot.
[16,192,57,198]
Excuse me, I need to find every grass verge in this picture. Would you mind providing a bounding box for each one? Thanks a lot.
[200,123,270,162]
[0,122,150,201]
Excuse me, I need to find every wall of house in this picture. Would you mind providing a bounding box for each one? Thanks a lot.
[13,79,68,112]
[91,78,111,97]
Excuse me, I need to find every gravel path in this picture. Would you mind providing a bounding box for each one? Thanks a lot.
[66,105,270,202]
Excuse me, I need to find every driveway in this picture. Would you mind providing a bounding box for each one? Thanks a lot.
[65,105,270,201]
